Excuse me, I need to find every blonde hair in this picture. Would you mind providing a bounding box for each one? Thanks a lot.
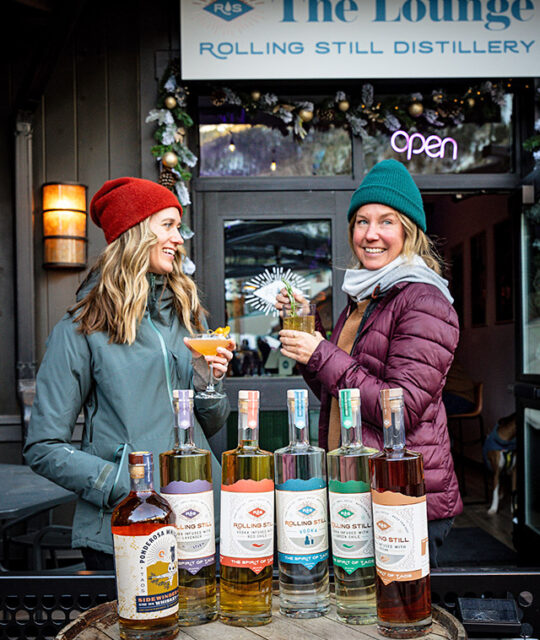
[347,210,443,275]
[70,218,206,344]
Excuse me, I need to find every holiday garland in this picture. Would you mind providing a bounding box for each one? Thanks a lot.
[147,60,525,223]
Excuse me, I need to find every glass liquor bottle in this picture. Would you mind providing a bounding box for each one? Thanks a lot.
[327,388,378,624]
[159,389,217,625]
[111,451,179,640]
[370,388,432,638]
[274,389,330,618]
[219,390,274,626]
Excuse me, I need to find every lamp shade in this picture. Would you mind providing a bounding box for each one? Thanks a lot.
[42,182,87,268]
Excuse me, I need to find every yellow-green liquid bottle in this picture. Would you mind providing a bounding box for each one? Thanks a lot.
[327,388,377,624]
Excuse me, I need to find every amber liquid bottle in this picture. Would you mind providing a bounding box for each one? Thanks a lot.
[369,389,431,638]
[111,451,179,640]
[219,390,274,626]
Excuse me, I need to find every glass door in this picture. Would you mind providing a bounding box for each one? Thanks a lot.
[514,192,540,561]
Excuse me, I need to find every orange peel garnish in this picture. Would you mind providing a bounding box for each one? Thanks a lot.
[211,325,231,337]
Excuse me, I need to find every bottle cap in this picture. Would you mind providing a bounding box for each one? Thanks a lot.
[339,388,359,400]
[129,451,152,465]
[173,389,193,399]
[238,390,259,401]
[287,389,307,399]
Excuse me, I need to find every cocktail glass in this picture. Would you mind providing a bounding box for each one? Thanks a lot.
[282,303,316,334]
[185,333,232,399]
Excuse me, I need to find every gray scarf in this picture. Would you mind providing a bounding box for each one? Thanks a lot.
[341,255,454,304]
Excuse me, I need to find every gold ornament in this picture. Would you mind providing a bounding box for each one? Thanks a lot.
[164,96,177,109]
[408,102,424,117]
[467,97,476,108]
[174,127,185,143]
[337,100,350,112]
[251,91,261,101]
[299,108,313,122]
[162,151,179,168]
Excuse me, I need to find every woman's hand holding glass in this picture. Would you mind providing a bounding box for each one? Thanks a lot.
[183,336,236,380]
[275,288,324,364]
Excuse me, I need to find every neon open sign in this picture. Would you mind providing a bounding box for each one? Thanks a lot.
[390,130,458,160]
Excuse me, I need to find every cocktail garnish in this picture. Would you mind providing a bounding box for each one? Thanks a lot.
[211,326,231,337]
[281,279,297,317]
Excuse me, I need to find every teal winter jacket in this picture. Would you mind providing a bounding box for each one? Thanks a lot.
[24,273,229,554]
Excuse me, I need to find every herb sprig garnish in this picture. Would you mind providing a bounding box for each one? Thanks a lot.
[281,278,298,317]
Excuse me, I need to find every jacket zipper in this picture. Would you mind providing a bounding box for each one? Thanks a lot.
[147,273,174,410]
[147,313,174,410]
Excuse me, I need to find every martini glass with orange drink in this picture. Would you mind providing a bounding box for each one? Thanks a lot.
[185,326,233,399]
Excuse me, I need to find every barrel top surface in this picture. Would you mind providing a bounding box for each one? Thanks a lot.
[56,601,466,640]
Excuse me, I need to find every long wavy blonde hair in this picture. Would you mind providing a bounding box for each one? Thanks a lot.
[70,218,206,344]
[347,210,443,275]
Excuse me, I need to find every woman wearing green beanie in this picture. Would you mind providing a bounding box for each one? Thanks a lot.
[276,159,462,567]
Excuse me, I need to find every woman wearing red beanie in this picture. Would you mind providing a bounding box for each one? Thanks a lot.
[24,177,234,569]
[276,160,462,567]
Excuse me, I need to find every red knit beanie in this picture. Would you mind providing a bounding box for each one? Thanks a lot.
[90,177,183,244]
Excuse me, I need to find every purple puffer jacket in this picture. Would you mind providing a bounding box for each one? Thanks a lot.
[302,281,463,521]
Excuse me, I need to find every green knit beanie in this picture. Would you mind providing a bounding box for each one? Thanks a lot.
[347,159,426,232]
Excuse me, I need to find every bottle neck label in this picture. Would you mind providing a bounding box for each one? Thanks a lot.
[160,490,215,574]
[113,525,179,620]
[371,490,429,585]
[276,487,329,570]
[329,490,374,572]
[220,480,274,574]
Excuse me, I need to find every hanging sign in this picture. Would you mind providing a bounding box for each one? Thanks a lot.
[180,0,539,80]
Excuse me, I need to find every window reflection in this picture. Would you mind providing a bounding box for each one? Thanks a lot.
[521,204,540,375]
[224,219,332,377]
[524,408,540,535]
[200,124,351,177]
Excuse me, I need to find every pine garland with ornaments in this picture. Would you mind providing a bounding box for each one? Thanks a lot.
[146,59,513,207]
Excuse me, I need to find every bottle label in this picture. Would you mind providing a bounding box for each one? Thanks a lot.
[329,490,374,573]
[160,489,215,575]
[276,487,329,570]
[113,526,179,620]
[220,479,274,574]
[371,490,429,585]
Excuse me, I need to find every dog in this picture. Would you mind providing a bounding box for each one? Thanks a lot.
[483,413,516,515]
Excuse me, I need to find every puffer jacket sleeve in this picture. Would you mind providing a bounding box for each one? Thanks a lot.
[24,317,122,510]
[303,287,459,433]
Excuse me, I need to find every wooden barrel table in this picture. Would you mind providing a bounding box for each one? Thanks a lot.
[56,600,466,640]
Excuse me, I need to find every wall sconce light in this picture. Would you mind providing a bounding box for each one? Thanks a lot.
[42,182,87,269]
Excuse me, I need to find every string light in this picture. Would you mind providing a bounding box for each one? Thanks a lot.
[270,148,277,172]
[228,136,236,152]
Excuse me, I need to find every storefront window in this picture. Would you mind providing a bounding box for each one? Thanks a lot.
[224,219,332,377]
[199,124,352,177]
[521,204,540,376]
[524,408,540,536]
[364,94,513,174]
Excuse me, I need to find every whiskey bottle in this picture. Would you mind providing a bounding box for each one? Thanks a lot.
[219,390,274,626]
[370,388,432,638]
[327,388,377,624]
[111,451,179,640]
[159,389,217,625]
[275,389,330,618]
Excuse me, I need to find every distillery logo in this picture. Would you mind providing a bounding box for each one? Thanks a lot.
[248,507,266,518]
[203,0,253,21]
[338,508,354,519]
[376,519,391,531]
[181,508,199,519]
